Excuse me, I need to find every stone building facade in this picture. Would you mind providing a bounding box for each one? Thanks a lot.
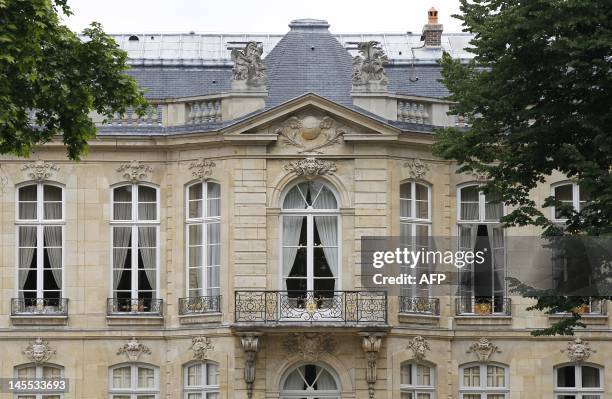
[0,11,610,399]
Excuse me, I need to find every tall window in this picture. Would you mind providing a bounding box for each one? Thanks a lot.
[111,184,159,312]
[400,181,431,299]
[400,362,435,398]
[16,183,63,310]
[281,364,340,399]
[457,185,506,314]
[459,363,508,399]
[552,182,590,220]
[186,182,220,298]
[109,363,159,399]
[555,364,603,398]
[281,181,339,296]
[184,362,219,399]
[14,363,64,399]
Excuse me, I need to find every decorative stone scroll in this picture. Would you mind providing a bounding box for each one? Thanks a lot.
[468,169,488,182]
[282,333,336,361]
[191,336,214,361]
[407,336,431,361]
[361,333,384,399]
[275,115,346,154]
[117,160,153,182]
[23,337,55,364]
[467,338,501,362]
[562,338,595,363]
[22,160,59,181]
[240,333,260,399]
[231,42,267,89]
[189,158,216,181]
[284,157,337,178]
[352,41,389,89]
[117,337,151,362]
[404,158,430,179]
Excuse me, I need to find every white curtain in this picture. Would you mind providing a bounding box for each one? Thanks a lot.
[487,226,505,293]
[283,368,305,390]
[313,184,337,209]
[282,216,304,278]
[316,368,337,390]
[113,186,132,220]
[138,227,157,291]
[207,182,221,217]
[138,186,157,220]
[459,225,478,298]
[188,224,202,294]
[207,222,220,296]
[460,186,480,220]
[113,227,132,290]
[485,193,503,221]
[43,226,62,288]
[43,185,62,220]
[19,185,37,219]
[18,226,37,291]
[314,216,338,277]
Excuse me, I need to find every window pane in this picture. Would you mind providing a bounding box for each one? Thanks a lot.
[485,192,503,221]
[188,394,202,399]
[582,366,600,388]
[400,183,412,218]
[17,366,36,379]
[112,367,131,389]
[207,363,219,385]
[463,366,480,387]
[19,185,38,201]
[42,366,62,379]
[556,366,575,387]
[417,394,431,399]
[460,186,479,220]
[555,184,574,219]
[19,185,38,219]
[138,367,155,388]
[187,363,202,386]
[138,186,157,220]
[417,364,431,386]
[44,185,62,201]
[207,182,221,217]
[401,393,413,399]
[43,185,62,219]
[114,186,132,220]
[189,183,203,200]
[486,365,505,387]
[283,186,307,209]
[313,184,337,209]
[400,363,412,385]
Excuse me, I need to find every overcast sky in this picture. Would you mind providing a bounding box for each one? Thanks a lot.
[63,0,465,34]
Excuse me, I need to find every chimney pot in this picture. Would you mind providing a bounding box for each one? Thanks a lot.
[428,7,439,24]
[421,7,443,47]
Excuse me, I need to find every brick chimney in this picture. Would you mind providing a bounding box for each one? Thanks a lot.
[421,7,443,47]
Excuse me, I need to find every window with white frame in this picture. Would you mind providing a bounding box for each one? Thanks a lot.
[280,363,340,399]
[400,361,435,398]
[16,183,64,310]
[14,363,64,399]
[183,362,219,399]
[459,363,508,399]
[457,185,506,314]
[186,182,220,299]
[554,364,604,399]
[111,184,159,312]
[400,181,431,299]
[552,182,590,221]
[109,363,159,399]
[281,181,339,296]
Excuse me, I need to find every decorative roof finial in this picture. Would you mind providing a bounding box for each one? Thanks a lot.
[230,42,267,90]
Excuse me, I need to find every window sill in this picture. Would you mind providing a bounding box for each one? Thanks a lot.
[548,314,608,325]
[398,313,440,325]
[11,315,68,326]
[178,312,222,325]
[455,315,512,326]
[106,314,164,326]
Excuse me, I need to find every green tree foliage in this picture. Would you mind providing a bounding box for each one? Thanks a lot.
[0,0,147,160]
[434,0,612,334]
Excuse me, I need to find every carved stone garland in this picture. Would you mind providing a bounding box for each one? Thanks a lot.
[562,338,595,363]
[22,160,59,181]
[361,333,384,399]
[117,160,153,182]
[284,158,337,178]
[117,337,152,362]
[282,333,336,361]
[275,115,345,154]
[189,158,216,181]
[407,336,431,361]
[23,337,56,364]
[467,338,501,362]
[404,159,430,180]
[240,333,260,399]
[191,336,214,361]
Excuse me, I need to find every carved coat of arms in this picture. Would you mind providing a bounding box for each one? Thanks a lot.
[275,115,345,154]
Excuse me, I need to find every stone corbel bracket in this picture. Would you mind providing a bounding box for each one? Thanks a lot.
[360,332,385,399]
[240,333,261,399]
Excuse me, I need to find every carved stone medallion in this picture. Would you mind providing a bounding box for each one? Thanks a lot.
[22,160,59,181]
[282,333,336,360]
[275,115,345,154]
[284,157,337,178]
[404,158,430,179]
[23,337,55,364]
[191,336,214,361]
[117,337,151,361]
[467,338,501,362]
[407,336,431,361]
[562,338,595,363]
[189,158,216,181]
[117,160,153,182]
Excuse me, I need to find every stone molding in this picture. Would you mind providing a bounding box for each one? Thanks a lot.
[240,333,260,399]
[360,333,384,399]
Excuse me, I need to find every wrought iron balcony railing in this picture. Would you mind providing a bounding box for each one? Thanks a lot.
[107,298,163,316]
[11,298,69,316]
[554,299,608,316]
[399,296,440,315]
[179,295,221,315]
[234,290,387,324]
[455,296,511,316]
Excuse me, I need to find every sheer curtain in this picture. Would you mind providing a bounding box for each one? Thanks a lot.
[207,222,220,296]
[488,226,505,294]
[138,227,157,291]
[284,368,305,390]
[188,224,202,295]
[43,226,62,288]
[113,227,131,291]
[460,186,480,220]
[19,185,37,219]
[138,186,157,220]
[19,226,37,293]
[43,185,62,220]
[316,368,337,390]
[314,216,338,277]
[282,187,306,279]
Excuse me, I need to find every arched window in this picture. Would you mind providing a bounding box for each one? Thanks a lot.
[183,361,219,399]
[280,363,340,399]
[186,181,221,299]
[14,363,65,398]
[399,181,432,309]
[552,182,590,221]
[15,183,65,315]
[110,183,160,314]
[109,363,159,399]
[554,364,603,398]
[457,185,506,315]
[459,363,508,398]
[400,361,435,398]
[281,181,339,296]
